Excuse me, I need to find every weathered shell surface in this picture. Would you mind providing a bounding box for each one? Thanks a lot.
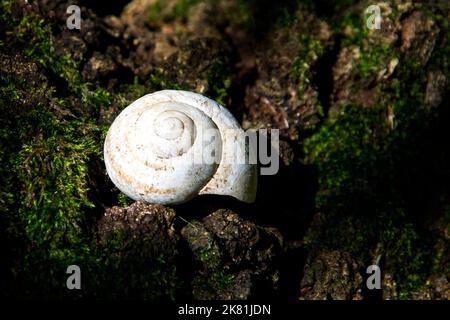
[104,90,257,205]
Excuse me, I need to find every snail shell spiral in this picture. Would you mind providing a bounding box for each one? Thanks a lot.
[104,90,257,205]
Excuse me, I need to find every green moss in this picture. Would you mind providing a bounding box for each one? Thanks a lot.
[206,59,232,106]
[2,0,448,300]
[357,41,396,78]
[0,71,103,297]
[302,103,433,296]
[117,192,133,208]
[184,226,236,297]
[16,121,100,245]
[302,10,449,295]
[291,34,325,95]
[303,104,393,262]
[97,230,181,299]
[304,105,385,198]
[381,220,430,298]
[192,270,235,296]
[148,1,163,26]
[339,10,369,45]
[147,0,200,25]
[0,3,182,299]
[149,57,232,106]
[172,0,199,20]
[327,2,396,79]
[149,68,191,91]
[114,80,148,110]
[193,246,235,296]
[10,9,112,113]
[198,246,221,269]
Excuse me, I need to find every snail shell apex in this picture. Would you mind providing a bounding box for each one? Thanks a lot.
[104,90,257,205]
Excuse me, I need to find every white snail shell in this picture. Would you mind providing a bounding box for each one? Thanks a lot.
[104,90,257,205]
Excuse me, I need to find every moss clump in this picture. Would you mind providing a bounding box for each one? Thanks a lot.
[0,68,106,297]
[10,8,112,113]
[357,41,396,78]
[172,0,200,20]
[302,103,434,298]
[182,221,236,299]
[0,1,182,299]
[303,5,450,298]
[192,249,234,296]
[149,39,233,106]
[148,1,163,26]
[148,68,192,91]
[114,78,148,111]
[96,231,181,300]
[291,34,325,95]
[117,192,133,208]
[304,105,386,203]
[192,245,235,298]
[206,59,232,106]
[148,0,200,25]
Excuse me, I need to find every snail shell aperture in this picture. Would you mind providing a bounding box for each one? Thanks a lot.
[104,90,257,205]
